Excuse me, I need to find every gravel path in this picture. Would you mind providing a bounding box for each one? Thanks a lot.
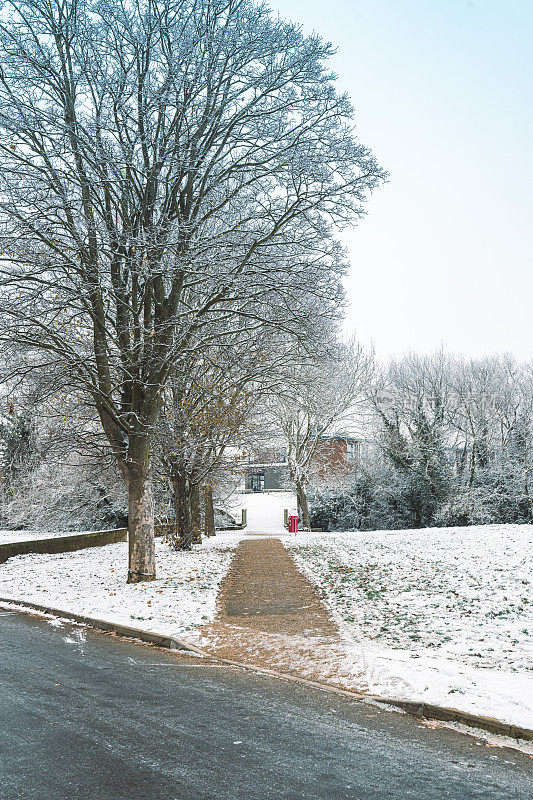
[213,537,337,636]
[195,538,361,688]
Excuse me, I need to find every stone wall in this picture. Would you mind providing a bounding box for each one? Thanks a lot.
[0,528,127,565]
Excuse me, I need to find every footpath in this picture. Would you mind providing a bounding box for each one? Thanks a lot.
[197,537,371,687]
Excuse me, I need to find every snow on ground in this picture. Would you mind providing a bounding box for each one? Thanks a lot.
[227,491,297,534]
[0,529,86,544]
[0,533,245,637]
[286,524,533,729]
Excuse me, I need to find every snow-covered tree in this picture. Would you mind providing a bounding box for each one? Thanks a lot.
[269,337,372,529]
[0,0,385,580]
[0,408,38,496]
[1,457,128,532]
[0,364,128,529]
[439,354,533,525]
[157,348,252,548]
[156,324,299,547]
[317,352,533,533]
[373,351,454,528]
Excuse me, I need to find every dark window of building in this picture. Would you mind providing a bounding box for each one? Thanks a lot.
[251,473,265,492]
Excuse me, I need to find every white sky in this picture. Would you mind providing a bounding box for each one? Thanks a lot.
[271,0,533,360]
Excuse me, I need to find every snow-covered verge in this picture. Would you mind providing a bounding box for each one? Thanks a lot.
[0,529,111,544]
[286,524,533,729]
[0,534,245,637]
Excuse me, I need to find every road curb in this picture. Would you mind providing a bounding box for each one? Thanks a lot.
[2,595,531,744]
[0,596,204,655]
[191,653,533,744]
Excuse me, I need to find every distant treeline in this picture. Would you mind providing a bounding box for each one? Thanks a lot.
[310,352,533,531]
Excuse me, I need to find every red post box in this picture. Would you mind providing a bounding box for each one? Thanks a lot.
[288,515,298,534]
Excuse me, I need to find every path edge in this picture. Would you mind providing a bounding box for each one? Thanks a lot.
[1,594,532,744]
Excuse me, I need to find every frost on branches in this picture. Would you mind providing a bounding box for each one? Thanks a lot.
[0,0,385,580]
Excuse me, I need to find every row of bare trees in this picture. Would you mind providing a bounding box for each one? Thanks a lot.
[154,328,292,547]
[0,0,385,579]
[5,343,529,538]
[310,352,533,531]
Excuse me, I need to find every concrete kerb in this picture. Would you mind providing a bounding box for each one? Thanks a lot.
[2,594,531,745]
[0,596,201,653]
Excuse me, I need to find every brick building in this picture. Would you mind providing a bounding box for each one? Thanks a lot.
[243,435,358,492]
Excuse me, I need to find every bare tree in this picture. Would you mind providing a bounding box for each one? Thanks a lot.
[372,350,454,528]
[0,0,385,580]
[447,357,507,487]
[269,337,372,529]
[156,326,294,547]
[308,351,533,532]
[0,363,128,530]
[446,354,533,523]
[157,348,252,548]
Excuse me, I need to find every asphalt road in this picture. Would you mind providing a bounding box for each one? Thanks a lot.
[0,610,531,800]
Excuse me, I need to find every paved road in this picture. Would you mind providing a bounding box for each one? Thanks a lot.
[0,610,531,800]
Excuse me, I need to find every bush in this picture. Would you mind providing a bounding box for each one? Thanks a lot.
[0,459,128,531]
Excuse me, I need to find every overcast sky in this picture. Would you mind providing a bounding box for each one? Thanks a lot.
[271,0,532,361]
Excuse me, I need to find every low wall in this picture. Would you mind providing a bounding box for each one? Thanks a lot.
[216,509,247,530]
[155,513,247,536]
[0,528,127,565]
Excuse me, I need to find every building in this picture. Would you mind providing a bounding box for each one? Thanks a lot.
[242,435,359,492]
[243,445,288,492]
[312,435,359,481]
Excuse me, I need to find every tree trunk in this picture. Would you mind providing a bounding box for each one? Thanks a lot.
[524,433,533,523]
[296,479,311,531]
[204,487,216,537]
[126,436,156,583]
[468,443,476,489]
[172,472,193,550]
[190,483,202,544]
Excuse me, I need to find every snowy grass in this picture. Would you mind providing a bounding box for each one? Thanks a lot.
[286,524,533,728]
[0,529,88,544]
[0,533,245,637]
